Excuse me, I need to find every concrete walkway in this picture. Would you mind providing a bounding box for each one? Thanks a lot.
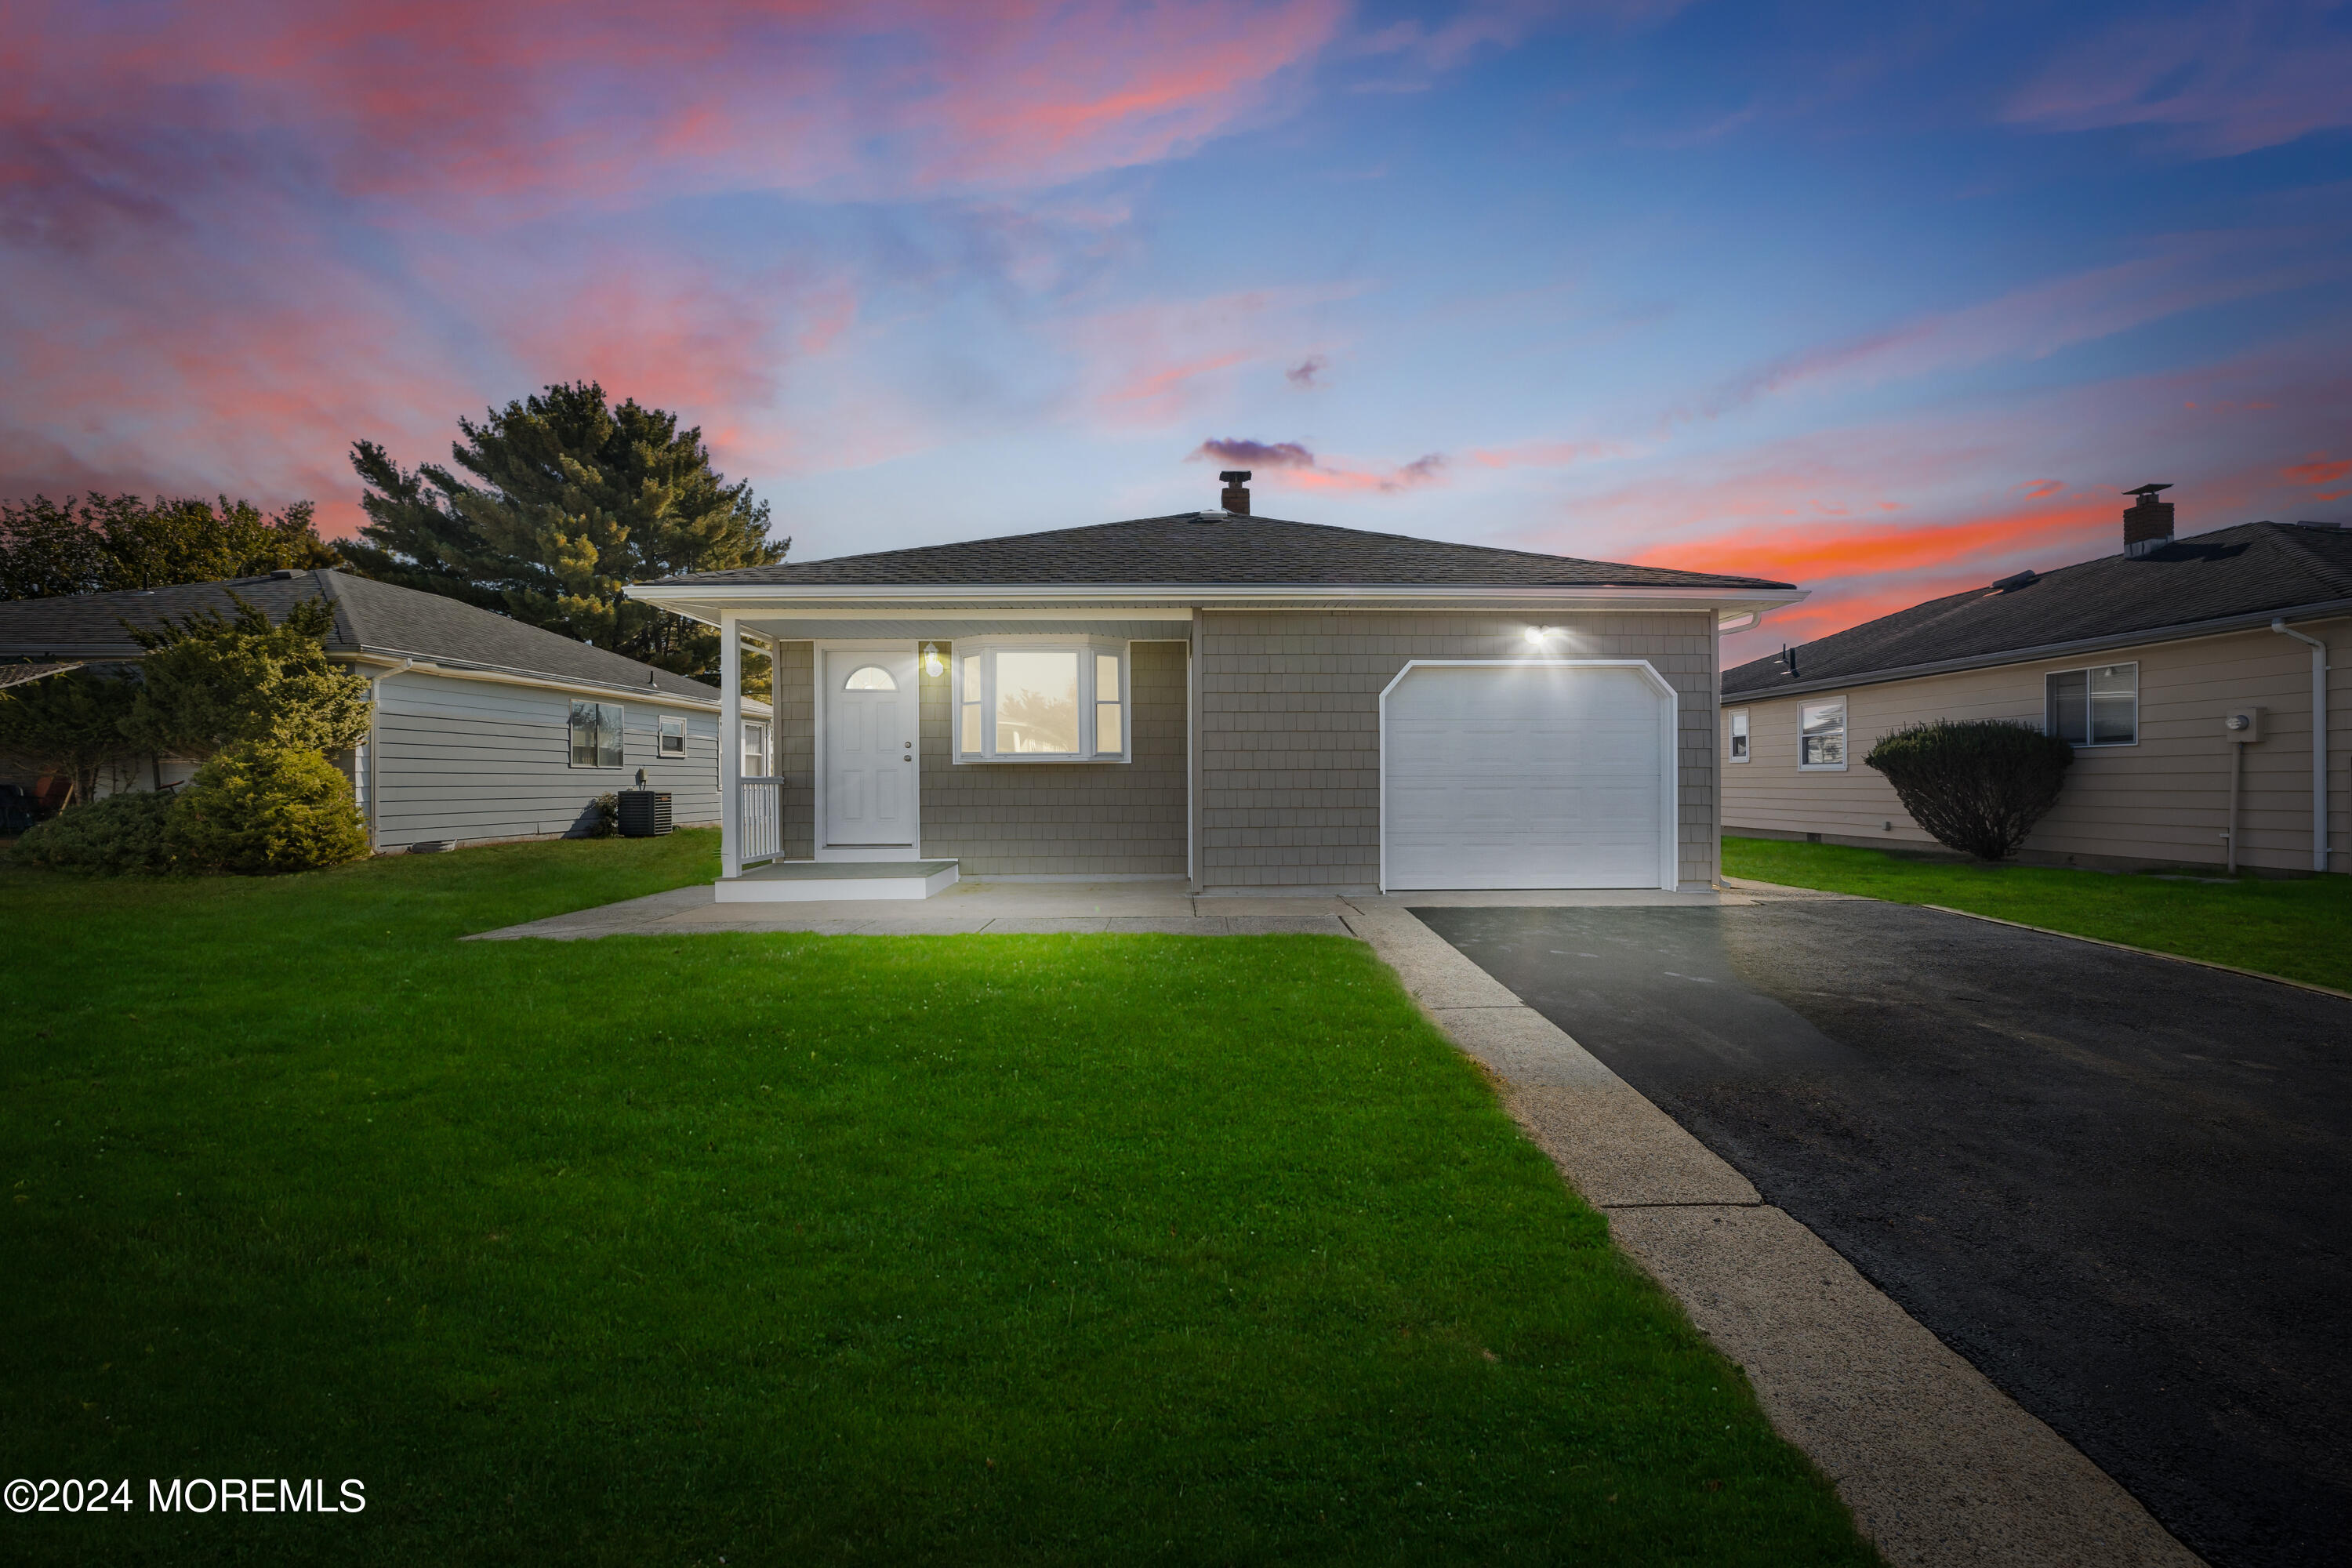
[467,877,1745,940]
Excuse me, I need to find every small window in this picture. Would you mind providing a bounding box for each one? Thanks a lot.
[2045,663,2137,746]
[952,640,1131,762]
[1728,708,1749,762]
[658,715,687,757]
[741,720,770,778]
[843,665,897,691]
[1799,698,1846,769]
[569,700,624,768]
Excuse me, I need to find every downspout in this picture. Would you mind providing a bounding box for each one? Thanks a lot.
[2270,619,2332,873]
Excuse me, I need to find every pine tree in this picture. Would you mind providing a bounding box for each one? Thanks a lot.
[346,383,788,680]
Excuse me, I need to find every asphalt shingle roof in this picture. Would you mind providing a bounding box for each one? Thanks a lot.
[0,571,719,700]
[1724,521,2352,696]
[652,511,1795,590]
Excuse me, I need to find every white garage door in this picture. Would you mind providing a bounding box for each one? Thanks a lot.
[1382,662,1675,891]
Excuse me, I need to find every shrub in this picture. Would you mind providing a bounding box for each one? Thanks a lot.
[1864,719,2074,862]
[162,742,371,874]
[6,789,176,874]
[583,793,620,838]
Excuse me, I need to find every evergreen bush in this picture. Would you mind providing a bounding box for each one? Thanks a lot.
[6,789,176,874]
[162,742,371,874]
[1864,719,2074,861]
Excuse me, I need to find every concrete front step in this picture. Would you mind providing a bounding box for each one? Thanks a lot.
[715,859,960,903]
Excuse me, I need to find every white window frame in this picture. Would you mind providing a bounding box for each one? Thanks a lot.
[568,699,625,768]
[1798,696,1848,771]
[741,719,771,778]
[657,714,687,758]
[949,636,1132,764]
[2044,662,2140,748]
[1727,706,1750,763]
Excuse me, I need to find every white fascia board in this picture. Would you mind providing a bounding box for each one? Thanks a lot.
[352,653,772,717]
[625,582,1809,630]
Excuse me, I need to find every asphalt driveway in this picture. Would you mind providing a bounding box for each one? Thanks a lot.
[1414,894,2352,1568]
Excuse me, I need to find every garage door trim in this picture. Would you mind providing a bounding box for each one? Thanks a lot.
[1377,659,1679,894]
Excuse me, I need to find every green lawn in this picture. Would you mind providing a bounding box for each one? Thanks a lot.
[4,831,1871,1565]
[1725,836,2352,993]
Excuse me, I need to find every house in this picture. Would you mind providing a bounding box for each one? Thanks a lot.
[624,472,1801,901]
[0,568,767,851]
[1720,488,2350,875]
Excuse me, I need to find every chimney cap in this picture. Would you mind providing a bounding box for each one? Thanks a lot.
[1218,470,1252,484]
[2124,481,2172,498]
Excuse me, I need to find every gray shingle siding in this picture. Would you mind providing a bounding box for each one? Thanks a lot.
[1194,610,1719,891]
[916,640,1188,877]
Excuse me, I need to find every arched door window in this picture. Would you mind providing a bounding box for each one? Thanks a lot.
[843,665,898,691]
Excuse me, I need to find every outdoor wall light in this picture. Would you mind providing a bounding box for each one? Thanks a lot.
[921,642,944,677]
[1523,626,1562,645]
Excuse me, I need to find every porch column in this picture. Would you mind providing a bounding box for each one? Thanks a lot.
[720,610,742,880]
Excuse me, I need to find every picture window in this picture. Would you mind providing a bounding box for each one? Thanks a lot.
[951,640,1131,763]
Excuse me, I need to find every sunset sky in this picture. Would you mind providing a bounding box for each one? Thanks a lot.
[5,0,2347,659]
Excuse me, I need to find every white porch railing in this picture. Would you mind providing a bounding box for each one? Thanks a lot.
[739,778,783,866]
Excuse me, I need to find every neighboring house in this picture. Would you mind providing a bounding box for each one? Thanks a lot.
[0,568,768,851]
[626,473,1801,900]
[1721,490,2350,876]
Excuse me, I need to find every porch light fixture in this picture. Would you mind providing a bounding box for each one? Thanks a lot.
[921,642,944,678]
[1523,626,1561,645]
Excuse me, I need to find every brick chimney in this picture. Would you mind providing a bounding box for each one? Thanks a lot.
[1218,470,1251,515]
[2123,483,2174,557]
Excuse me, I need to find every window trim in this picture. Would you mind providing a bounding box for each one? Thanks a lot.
[1797,695,1849,772]
[568,699,626,769]
[949,636,1132,764]
[1726,706,1750,764]
[2043,660,2140,748]
[657,714,688,758]
[740,719,771,779]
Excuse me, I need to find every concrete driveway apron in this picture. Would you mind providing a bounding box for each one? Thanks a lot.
[1414,896,2352,1568]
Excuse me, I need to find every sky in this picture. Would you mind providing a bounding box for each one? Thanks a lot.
[4,0,2348,661]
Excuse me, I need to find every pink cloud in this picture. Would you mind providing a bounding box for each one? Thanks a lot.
[2284,453,2351,487]
[2005,3,2352,156]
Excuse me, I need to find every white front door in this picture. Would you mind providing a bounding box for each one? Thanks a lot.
[1383,662,1676,891]
[824,648,918,848]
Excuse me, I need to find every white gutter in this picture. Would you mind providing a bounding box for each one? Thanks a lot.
[2271,619,2332,873]
[626,582,1807,629]
[359,655,771,718]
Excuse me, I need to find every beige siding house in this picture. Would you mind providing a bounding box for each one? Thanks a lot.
[628,475,1798,900]
[1723,496,2350,876]
[0,569,759,851]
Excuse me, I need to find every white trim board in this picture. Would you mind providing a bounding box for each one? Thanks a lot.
[1377,659,1680,894]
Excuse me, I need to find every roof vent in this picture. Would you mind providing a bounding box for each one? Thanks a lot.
[1218,470,1251,516]
[1989,568,2039,592]
[2123,483,2174,557]
[270,568,306,580]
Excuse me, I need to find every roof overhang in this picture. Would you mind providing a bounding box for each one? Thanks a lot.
[1723,596,2352,702]
[625,580,1808,630]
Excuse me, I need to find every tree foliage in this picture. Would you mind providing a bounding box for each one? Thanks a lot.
[346,382,788,680]
[162,742,371,874]
[122,594,374,760]
[1864,719,2075,862]
[0,494,338,601]
[0,666,144,804]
